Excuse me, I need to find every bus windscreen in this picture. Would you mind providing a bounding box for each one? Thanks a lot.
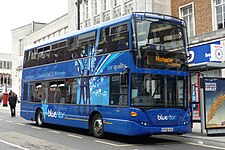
[131,74,188,108]
[134,18,187,71]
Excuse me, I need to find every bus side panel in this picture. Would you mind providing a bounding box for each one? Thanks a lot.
[20,102,37,121]
[22,52,131,82]
[20,102,89,129]
[97,107,131,135]
[40,104,89,129]
[41,105,133,132]
[20,102,191,136]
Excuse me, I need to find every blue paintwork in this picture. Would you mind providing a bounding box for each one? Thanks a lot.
[21,102,191,136]
[23,52,130,82]
[23,51,188,82]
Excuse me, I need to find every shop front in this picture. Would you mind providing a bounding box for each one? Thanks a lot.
[189,40,225,135]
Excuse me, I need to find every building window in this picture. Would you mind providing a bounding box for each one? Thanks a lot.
[94,0,98,15]
[19,39,24,56]
[114,0,120,6]
[6,61,11,69]
[3,61,6,69]
[85,1,89,19]
[104,0,109,11]
[180,3,194,37]
[214,0,225,29]
[64,27,68,34]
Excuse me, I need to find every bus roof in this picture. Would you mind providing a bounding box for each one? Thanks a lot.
[133,12,185,25]
[24,14,132,51]
[24,12,185,51]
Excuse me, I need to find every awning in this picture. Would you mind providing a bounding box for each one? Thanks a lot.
[189,62,225,71]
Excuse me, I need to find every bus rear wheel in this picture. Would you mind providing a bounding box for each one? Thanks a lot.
[92,114,104,138]
[36,109,44,127]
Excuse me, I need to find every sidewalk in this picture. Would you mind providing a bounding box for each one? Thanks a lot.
[0,101,20,116]
[181,122,225,143]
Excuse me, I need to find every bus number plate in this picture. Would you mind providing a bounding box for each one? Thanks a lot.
[161,128,174,132]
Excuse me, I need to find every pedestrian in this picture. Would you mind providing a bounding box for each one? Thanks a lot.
[8,91,17,117]
[38,95,43,103]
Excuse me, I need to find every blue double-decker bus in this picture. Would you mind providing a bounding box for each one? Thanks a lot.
[21,12,191,138]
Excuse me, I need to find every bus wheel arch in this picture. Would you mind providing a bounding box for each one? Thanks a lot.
[89,111,104,138]
[35,108,44,127]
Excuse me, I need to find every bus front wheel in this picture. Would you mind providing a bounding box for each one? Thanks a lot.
[92,114,104,138]
[36,109,44,127]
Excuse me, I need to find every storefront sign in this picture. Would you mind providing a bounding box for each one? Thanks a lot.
[188,41,222,64]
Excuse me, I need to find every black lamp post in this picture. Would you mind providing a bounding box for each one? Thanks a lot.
[75,0,82,30]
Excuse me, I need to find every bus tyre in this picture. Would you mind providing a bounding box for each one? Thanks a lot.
[92,114,104,138]
[36,109,44,127]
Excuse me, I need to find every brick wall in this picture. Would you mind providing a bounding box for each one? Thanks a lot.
[171,0,213,35]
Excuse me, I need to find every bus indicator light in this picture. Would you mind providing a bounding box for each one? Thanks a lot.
[131,111,137,117]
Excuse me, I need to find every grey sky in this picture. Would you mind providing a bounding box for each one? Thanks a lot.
[0,0,68,54]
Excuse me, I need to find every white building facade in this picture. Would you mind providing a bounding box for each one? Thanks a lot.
[68,0,171,31]
[11,0,171,97]
[11,22,46,96]
[0,53,12,94]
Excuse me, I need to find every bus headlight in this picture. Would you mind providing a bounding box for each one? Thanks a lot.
[140,122,149,126]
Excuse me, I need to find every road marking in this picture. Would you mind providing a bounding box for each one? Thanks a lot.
[95,140,132,147]
[0,139,30,150]
[17,123,26,126]
[31,126,42,130]
[155,141,180,145]
[68,134,83,139]
[5,120,13,123]
[185,142,225,150]
[49,130,60,134]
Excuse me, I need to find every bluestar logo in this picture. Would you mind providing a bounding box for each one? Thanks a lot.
[47,109,65,118]
[157,115,177,121]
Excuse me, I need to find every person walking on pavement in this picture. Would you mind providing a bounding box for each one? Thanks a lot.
[8,91,18,117]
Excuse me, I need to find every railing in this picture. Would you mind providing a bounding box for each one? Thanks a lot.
[103,10,110,21]
[94,14,101,25]
[85,19,91,27]
[125,0,133,15]
[114,5,121,18]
